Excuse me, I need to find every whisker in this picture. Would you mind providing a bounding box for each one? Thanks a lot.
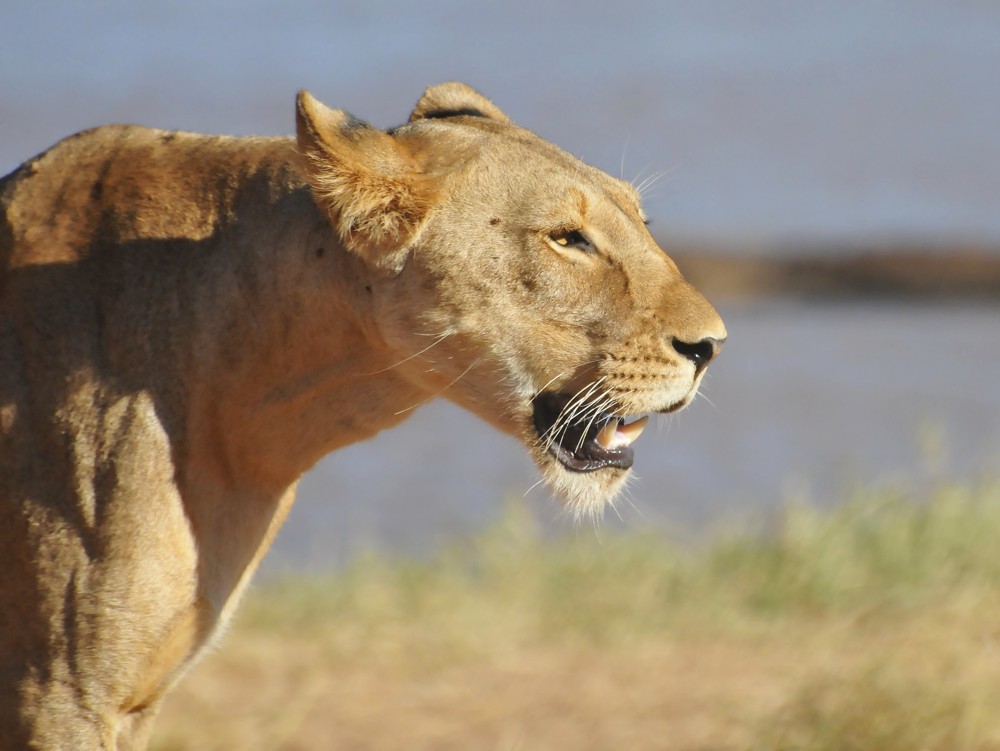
[551,389,617,456]
[360,332,452,376]
[533,368,576,400]
[572,394,620,453]
[618,478,645,521]
[531,357,606,402]
[629,162,655,190]
[609,495,625,524]
[635,171,666,197]
[538,378,603,443]
[562,376,608,414]
[633,161,684,199]
[695,390,718,411]
[412,329,451,337]
[540,378,609,449]
[532,357,612,449]
[392,358,481,416]
[553,381,605,431]
[522,478,546,498]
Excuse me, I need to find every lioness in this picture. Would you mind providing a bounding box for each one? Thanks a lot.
[0,83,725,749]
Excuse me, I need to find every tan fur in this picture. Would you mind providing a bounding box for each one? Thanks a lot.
[0,83,725,749]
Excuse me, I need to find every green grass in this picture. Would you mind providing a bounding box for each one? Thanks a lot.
[244,478,1000,643]
[156,477,1000,750]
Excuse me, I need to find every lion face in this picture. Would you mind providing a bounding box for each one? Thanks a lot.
[297,83,726,515]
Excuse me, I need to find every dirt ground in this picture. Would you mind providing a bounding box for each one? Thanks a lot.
[152,608,1000,751]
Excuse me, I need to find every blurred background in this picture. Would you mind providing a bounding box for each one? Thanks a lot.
[6,2,1000,748]
[3,0,998,571]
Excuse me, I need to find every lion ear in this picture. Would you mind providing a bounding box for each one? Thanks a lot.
[409,82,510,123]
[296,90,435,272]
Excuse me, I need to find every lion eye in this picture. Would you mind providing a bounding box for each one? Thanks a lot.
[551,230,594,253]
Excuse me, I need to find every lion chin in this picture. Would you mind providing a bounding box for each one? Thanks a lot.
[540,456,632,520]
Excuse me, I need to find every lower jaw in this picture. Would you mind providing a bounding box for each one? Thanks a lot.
[538,457,631,517]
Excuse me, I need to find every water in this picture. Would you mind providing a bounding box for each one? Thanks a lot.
[2,0,999,242]
[266,301,1000,572]
[2,1,998,570]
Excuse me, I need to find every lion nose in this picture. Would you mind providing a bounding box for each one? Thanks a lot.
[672,336,725,374]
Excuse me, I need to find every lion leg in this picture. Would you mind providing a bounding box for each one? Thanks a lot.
[111,703,163,751]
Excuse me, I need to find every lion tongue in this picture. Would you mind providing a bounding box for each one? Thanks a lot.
[595,416,649,450]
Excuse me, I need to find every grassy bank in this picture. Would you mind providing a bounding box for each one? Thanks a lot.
[153,479,1000,750]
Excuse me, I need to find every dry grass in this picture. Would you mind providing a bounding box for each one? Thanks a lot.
[152,480,1000,750]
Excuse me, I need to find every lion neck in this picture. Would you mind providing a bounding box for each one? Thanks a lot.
[177,167,429,496]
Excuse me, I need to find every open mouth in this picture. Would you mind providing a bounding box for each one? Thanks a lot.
[532,392,649,473]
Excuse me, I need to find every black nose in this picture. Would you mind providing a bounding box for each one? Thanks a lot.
[672,336,725,373]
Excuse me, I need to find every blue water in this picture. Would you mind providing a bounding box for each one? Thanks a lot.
[2,1,998,570]
[3,0,999,242]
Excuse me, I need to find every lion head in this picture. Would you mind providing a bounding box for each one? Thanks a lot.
[296,82,726,516]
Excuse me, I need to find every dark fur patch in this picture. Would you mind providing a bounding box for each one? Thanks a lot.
[342,113,371,131]
[419,107,487,121]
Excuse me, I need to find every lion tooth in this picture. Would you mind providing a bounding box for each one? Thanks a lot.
[617,415,649,447]
[595,420,619,450]
[595,415,649,450]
